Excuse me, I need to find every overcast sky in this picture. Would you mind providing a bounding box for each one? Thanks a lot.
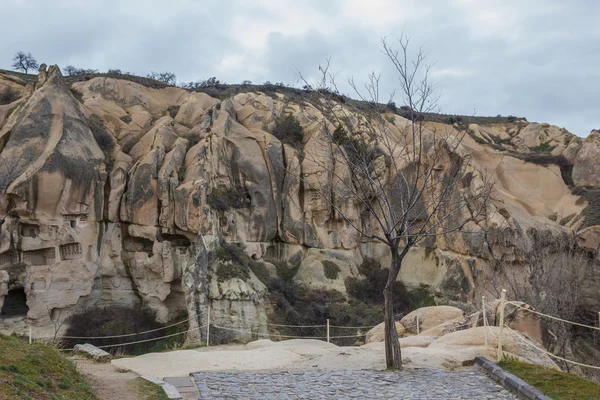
[1,0,598,136]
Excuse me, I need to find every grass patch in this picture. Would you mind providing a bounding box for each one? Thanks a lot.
[128,378,169,400]
[0,334,97,399]
[167,105,180,118]
[530,141,556,153]
[498,358,600,400]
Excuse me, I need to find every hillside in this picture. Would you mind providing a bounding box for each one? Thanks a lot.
[0,334,97,399]
[0,64,598,372]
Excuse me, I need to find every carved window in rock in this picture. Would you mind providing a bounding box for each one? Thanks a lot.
[20,224,40,238]
[22,248,56,266]
[63,214,87,229]
[0,251,18,266]
[59,243,83,261]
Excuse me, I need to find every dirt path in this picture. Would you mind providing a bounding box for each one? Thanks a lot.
[72,355,140,400]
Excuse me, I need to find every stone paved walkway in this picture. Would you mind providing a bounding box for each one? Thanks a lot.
[191,368,516,399]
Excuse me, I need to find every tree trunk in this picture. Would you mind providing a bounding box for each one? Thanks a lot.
[384,243,406,370]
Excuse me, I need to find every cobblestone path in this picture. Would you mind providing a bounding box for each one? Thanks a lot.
[191,368,516,399]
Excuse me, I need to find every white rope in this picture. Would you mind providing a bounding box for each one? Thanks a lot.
[47,316,193,340]
[506,302,600,332]
[214,324,327,339]
[266,322,327,328]
[63,325,207,350]
[329,325,376,329]
[503,324,600,370]
[214,324,371,339]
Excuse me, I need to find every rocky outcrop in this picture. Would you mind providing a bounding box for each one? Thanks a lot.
[0,68,597,342]
[573,130,600,187]
[400,306,464,334]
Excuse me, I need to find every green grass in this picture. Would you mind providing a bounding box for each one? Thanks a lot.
[128,378,169,400]
[498,358,600,400]
[0,334,97,399]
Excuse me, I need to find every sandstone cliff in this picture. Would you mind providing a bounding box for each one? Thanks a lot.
[0,67,598,338]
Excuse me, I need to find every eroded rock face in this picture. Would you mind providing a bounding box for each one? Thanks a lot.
[573,130,600,187]
[0,69,597,337]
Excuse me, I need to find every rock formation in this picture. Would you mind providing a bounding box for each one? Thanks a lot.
[0,67,598,344]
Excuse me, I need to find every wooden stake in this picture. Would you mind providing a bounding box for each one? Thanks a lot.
[497,289,507,361]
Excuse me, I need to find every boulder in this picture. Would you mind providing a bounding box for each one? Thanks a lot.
[365,321,405,344]
[400,306,464,334]
[430,327,557,369]
[74,343,112,363]
[399,335,436,348]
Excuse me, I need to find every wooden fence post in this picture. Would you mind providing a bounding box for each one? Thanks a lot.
[327,319,330,343]
[482,296,488,347]
[497,289,507,361]
[206,304,211,347]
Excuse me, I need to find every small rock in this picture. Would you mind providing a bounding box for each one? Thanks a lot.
[74,343,111,363]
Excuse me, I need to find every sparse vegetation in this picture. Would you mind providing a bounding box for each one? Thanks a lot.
[167,105,180,118]
[0,334,97,399]
[128,378,169,400]
[0,86,19,105]
[573,187,600,229]
[271,114,304,148]
[207,186,251,211]
[215,241,268,284]
[63,306,188,355]
[322,260,341,280]
[119,114,132,123]
[147,71,176,85]
[499,357,600,400]
[530,141,556,153]
[69,87,84,103]
[559,214,575,226]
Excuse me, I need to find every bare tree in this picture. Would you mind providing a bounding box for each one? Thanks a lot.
[12,51,39,74]
[147,71,177,85]
[296,35,493,369]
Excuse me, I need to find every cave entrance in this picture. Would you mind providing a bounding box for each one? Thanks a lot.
[1,287,29,317]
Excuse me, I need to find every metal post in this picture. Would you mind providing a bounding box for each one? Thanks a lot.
[497,289,507,361]
[416,316,420,335]
[29,325,32,345]
[327,319,330,343]
[482,296,488,347]
[206,304,211,347]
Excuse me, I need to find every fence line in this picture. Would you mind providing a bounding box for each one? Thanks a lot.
[56,316,193,340]
[57,324,208,352]
[213,324,370,340]
[502,324,600,370]
[506,301,600,331]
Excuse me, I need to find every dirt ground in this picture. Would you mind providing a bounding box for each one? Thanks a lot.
[72,355,140,400]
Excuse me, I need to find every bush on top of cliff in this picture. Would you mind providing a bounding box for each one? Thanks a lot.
[272,114,303,148]
[63,306,187,355]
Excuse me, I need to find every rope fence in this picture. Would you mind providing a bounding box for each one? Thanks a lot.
[493,289,600,371]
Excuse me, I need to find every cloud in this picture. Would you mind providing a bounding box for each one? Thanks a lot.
[0,0,597,135]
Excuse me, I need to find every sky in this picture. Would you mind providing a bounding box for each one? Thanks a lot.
[1,0,598,136]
